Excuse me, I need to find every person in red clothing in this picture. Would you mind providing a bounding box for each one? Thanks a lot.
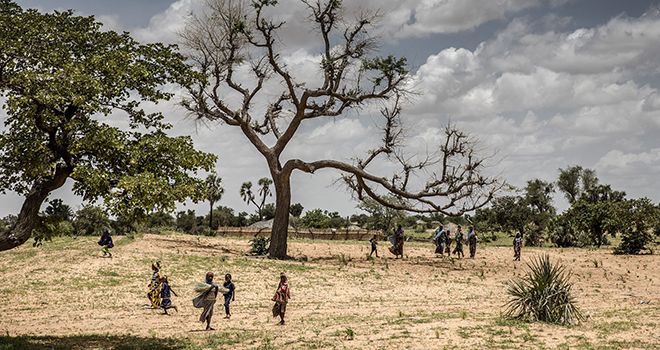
[272,272,291,325]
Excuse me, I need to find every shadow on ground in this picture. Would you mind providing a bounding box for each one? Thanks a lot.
[0,334,193,350]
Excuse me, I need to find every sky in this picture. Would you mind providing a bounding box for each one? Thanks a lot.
[3,0,660,218]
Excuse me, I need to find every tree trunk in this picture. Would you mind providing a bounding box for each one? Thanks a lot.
[0,172,68,251]
[268,172,291,259]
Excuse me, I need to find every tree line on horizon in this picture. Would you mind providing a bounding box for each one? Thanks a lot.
[1,1,657,257]
[1,164,657,255]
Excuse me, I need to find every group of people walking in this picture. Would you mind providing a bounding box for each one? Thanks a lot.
[432,225,478,259]
[144,260,288,330]
[370,223,522,261]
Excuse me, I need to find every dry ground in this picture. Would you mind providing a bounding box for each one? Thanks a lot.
[0,233,658,349]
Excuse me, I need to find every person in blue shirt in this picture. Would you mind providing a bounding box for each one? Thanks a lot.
[160,275,178,314]
[223,273,236,319]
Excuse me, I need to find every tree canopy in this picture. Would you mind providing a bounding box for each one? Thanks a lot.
[0,1,216,250]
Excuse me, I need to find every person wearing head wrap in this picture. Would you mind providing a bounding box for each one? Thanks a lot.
[147,261,163,308]
[193,271,228,330]
[272,272,291,325]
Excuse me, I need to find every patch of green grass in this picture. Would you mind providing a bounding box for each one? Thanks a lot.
[457,327,471,339]
[9,249,38,262]
[97,269,120,277]
[255,336,276,350]
[594,320,634,336]
[203,330,260,347]
[68,276,122,289]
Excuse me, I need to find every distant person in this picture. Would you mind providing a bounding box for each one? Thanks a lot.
[513,232,523,261]
[453,226,464,258]
[388,225,404,258]
[272,273,291,325]
[369,235,379,258]
[445,229,453,255]
[467,226,478,258]
[433,225,446,255]
[97,229,113,257]
[193,272,225,331]
[223,273,236,319]
[147,262,163,308]
[160,275,178,315]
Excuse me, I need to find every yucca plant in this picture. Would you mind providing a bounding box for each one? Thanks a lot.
[504,254,583,325]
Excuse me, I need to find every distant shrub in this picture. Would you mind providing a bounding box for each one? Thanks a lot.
[504,254,582,326]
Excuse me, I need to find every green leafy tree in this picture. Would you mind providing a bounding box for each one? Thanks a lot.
[176,210,197,233]
[289,203,304,218]
[553,168,627,248]
[475,196,531,235]
[72,204,110,236]
[615,198,659,254]
[357,197,406,233]
[206,206,249,228]
[261,203,276,221]
[0,2,216,250]
[147,211,175,229]
[182,0,501,258]
[523,179,555,246]
[44,199,73,222]
[299,209,331,229]
[205,173,224,229]
[557,166,599,204]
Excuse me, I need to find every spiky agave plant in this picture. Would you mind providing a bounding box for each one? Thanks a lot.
[504,254,583,325]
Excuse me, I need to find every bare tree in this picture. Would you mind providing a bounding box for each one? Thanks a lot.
[181,0,502,258]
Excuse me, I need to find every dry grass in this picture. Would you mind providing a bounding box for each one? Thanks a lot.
[0,233,658,349]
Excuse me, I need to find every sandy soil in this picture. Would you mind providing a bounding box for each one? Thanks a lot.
[0,233,658,349]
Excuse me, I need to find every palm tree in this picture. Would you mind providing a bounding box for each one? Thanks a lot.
[240,178,273,220]
[205,173,224,229]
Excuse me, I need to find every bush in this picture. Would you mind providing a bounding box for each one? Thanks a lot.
[249,236,270,256]
[504,254,582,325]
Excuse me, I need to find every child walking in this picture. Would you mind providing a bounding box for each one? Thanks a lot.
[160,275,178,314]
[223,273,235,319]
[272,273,291,325]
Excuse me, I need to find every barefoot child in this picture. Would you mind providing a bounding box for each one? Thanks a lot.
[160,275,178,314]
[272,273,291,325]
[223,273,235,319]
